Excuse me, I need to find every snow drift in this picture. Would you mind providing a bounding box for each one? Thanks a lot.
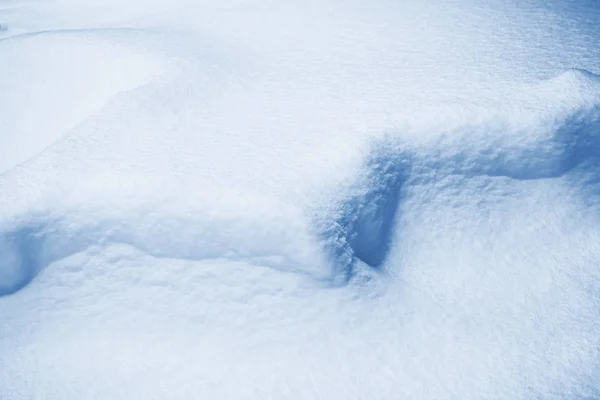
[1,0,600,399]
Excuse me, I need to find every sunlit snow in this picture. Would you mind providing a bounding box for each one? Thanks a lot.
[1,0,600,399]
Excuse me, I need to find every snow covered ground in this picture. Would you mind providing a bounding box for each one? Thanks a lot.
[1,0,600,398]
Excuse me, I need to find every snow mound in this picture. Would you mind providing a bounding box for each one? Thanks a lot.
[0,186,329,296]
[2,70,600,296]
[319,70,600,285]
[2,0,600,397]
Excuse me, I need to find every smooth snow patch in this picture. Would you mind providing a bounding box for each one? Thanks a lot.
[0,29,165,173]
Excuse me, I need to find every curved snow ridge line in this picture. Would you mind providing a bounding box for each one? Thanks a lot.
[0,202,328,296]
[0,26,157,43]
[425,106,600,181]
[3,70,600,295]
[0,26,24,41]
[324,95,600,281]
[0,27,168,175]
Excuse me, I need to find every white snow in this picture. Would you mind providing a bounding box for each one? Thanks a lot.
[1,0,600,399]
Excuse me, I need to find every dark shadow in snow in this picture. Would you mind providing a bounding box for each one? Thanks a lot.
[323,137,411,284]
[554,106,600,176]
[345,140,410,270]
[0,224,47,296]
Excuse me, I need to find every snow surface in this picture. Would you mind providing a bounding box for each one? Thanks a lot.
[1,0,600,398]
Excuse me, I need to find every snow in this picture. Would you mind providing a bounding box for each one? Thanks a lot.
[1,0,600,399]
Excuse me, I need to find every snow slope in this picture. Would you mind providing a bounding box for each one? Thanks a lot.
[1,0,600,399]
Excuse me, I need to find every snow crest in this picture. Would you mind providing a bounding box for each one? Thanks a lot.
[320,69,600,284]
[2,0,600,396]
[2,70,600,296]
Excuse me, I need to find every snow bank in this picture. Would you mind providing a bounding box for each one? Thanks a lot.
[2,0,600,399]
[320,69,600,282]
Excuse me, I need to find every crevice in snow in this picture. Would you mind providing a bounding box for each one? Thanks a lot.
[321,137,411,284]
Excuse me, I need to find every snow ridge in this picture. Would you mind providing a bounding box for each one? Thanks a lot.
[324,70,600,281]
[3,70,600,296]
